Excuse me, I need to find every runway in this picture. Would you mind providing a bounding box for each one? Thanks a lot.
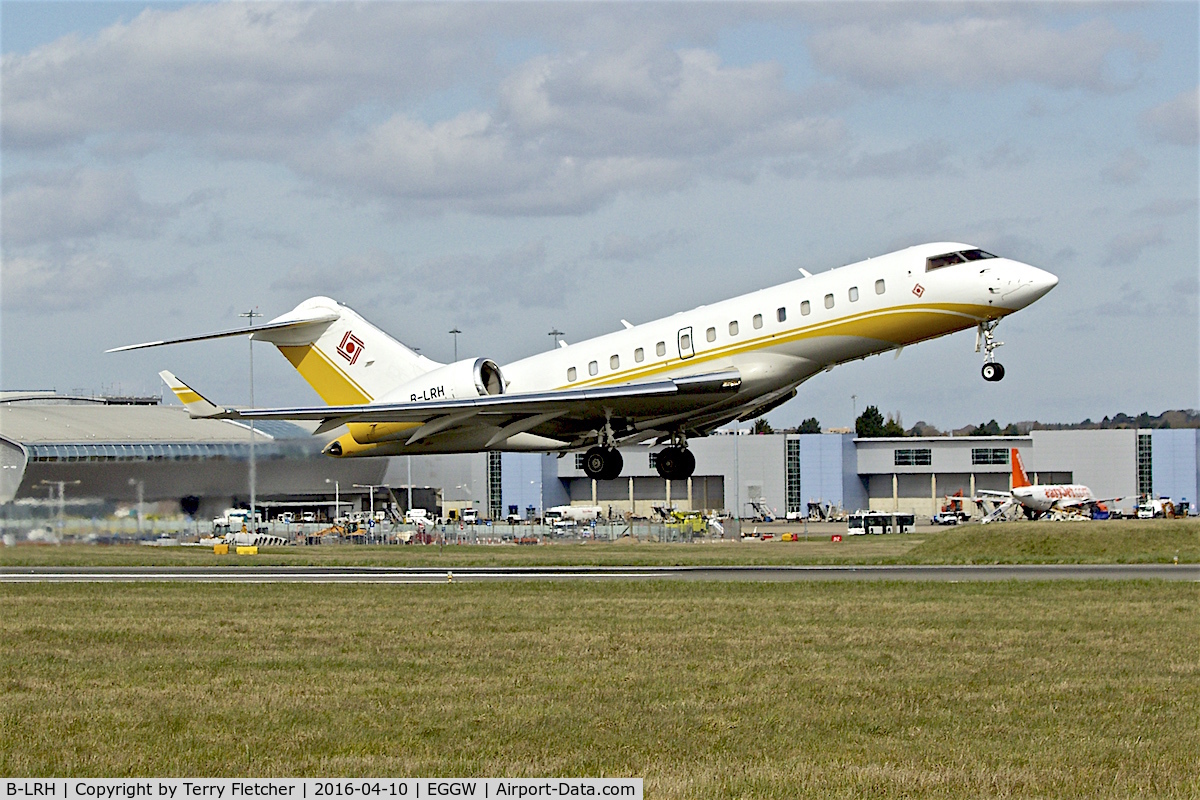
[2,564,1196,583]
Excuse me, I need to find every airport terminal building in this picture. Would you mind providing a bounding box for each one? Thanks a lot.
[3,394,1197,521]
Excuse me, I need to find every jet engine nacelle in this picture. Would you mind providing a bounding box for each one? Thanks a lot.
[379,357,505,404]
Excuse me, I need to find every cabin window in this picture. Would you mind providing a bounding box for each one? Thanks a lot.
[729,320,739,336]
[610,355,619,370]
[875,279,886,294]
[753,314,763,329]
[656,341,666,357]
[680,333,691,350]
[824,294,834,309]
[634,347,644,363]
[567,367,577,382]
[849,286,859,302]
[706,327,716,342]
[588,360,598,376]
[777,307,786,322]
[800,301,810,316]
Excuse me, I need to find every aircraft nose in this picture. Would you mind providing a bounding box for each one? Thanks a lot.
[1026,266,1059,301]
[999,261,1058,307]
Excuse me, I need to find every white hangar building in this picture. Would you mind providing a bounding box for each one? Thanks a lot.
[3,394,1196,521]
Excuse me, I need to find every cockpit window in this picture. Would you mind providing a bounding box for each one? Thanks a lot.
[926,249,997,271]
[959,248,996,262]
[926,252,966,270]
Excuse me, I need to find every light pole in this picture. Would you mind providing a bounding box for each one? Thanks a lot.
[548,328,564,349]
[41,479,80,538]
[353,484,388,535]
[325,478,340,524]
[240,308,261,532]
[126,477,144,535]
[448,327,461,361]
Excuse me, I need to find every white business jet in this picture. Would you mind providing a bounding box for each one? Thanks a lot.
[978,448,1120,523]
[110,242,1057,481]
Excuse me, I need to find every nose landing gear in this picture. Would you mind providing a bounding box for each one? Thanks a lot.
[976,320,1006,382]
[981,362,1005,382]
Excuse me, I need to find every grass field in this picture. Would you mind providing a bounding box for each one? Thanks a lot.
[3,519,1197,567]
[2,580,1198,797]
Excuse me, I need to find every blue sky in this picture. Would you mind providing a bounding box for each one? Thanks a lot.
[2,2,1196,431]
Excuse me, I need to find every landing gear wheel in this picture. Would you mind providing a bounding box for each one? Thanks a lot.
[655,447,696,480]
[981,362,1005,382]
[600,448,623,480]
[678,448,695,479]
[582,446,623,480]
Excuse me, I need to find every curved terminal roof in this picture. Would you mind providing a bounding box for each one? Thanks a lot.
[0,404,310,445]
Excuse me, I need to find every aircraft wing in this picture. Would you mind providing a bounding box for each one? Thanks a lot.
[1052,496,1122,510]
[163,370,744,448]
[980,499,1016,524]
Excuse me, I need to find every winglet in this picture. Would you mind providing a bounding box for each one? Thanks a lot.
[159,371,234,419]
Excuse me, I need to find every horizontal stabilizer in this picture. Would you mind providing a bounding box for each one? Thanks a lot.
[158,371,234,419]
[108,312,339,352]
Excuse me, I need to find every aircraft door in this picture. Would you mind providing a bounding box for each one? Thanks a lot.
[677,327,695,359]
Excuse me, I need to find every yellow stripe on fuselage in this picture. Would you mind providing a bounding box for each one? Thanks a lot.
[274,345,415,445]
[276,344,372,404]
[556,302,1000,390]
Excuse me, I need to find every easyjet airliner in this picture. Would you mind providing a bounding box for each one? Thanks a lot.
[978,448,1119,522]
[110,242,1057,481]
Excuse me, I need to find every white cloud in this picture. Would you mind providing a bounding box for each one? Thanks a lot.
[1100,149,1150,185]
[1102,225,1166,267]
[2,5,845,217]
[0,3,501,150]
[588,230,690,263]
[272,241,570,309]
[840,140,957,179]
[290,46,844,215]
[1141,87,1199,147]
[1,253,129,310]
[809,16,1150,91]
[1,168,171,245]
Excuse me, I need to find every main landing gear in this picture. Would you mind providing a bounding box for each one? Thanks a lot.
[654,446,695,481]
[580,431,697,482]
[582,445,623,481]
[582,418,624,481]
[976,319,1006,382]
[655,432,696,481]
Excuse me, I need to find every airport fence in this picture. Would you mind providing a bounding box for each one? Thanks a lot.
[0,512,747,546]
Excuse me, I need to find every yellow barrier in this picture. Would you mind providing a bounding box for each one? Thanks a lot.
[213,544,229,555]
[236,546,258,555]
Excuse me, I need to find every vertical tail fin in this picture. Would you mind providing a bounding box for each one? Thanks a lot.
[252,297,441,405]
[1011,448,1031,488]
